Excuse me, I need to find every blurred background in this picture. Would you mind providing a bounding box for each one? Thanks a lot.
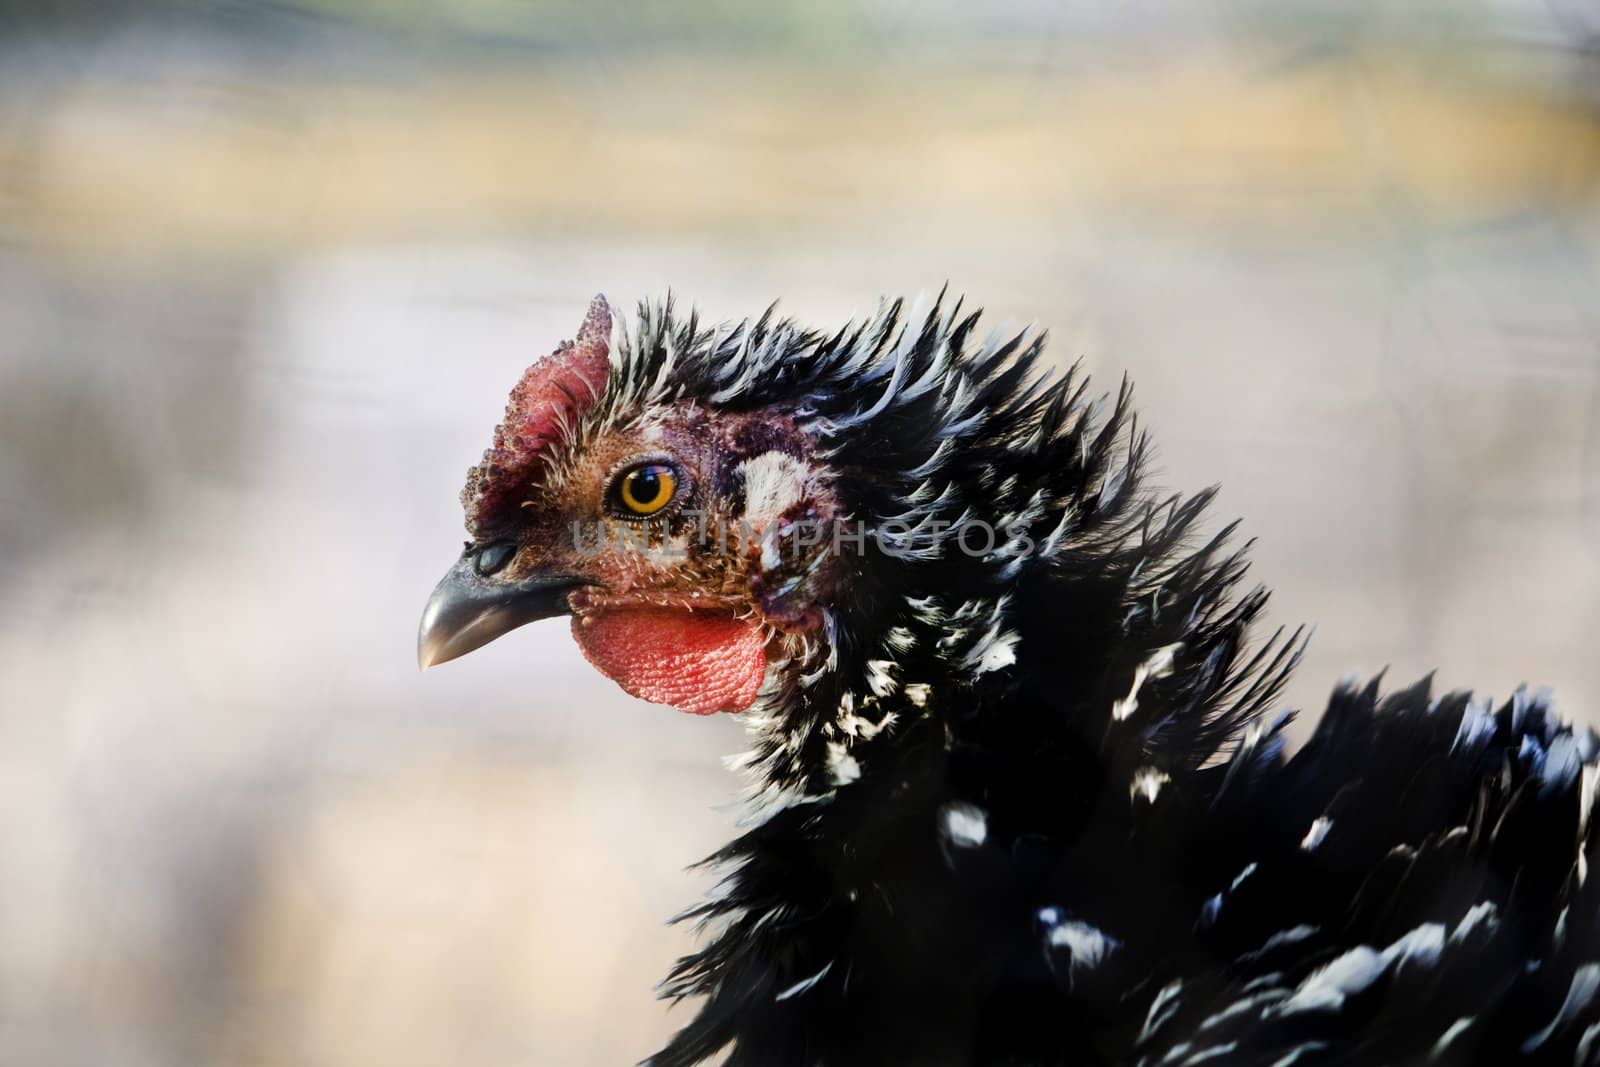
[1,1,1598,1063]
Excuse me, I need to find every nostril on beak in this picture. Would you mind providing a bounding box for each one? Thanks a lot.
[474,541,517,576]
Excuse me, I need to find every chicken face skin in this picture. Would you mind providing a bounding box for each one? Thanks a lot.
[421,297,842,714]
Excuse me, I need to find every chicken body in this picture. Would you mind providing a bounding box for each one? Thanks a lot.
[419,295,1600,1066]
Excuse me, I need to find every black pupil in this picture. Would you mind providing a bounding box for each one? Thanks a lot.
[475,541,516,576]
[631,467,662,503]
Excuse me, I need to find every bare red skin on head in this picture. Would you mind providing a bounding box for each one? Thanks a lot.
[462,295,613,535]
[572,608,767,715]
[458,296,805,717]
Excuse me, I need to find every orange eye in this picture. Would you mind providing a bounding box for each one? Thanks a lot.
[615,463,678,517]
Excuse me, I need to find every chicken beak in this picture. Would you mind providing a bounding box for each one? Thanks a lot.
[417,554,588,670]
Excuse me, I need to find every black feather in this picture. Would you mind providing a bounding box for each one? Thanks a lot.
[581,294,1598,1066]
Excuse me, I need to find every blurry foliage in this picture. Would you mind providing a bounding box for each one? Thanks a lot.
[0,0,917,49]
[0,0,1591,63]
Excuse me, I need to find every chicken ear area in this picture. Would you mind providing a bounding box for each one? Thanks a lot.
[571,608,767,715]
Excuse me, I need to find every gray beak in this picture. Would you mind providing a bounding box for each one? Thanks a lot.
[417,549,588,670]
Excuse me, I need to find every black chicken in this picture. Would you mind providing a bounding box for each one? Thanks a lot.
[418,294,1600,1066]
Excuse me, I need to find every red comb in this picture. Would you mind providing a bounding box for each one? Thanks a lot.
[461,295,612,533]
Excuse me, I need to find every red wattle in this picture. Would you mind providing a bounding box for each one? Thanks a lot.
[572,608,768,715]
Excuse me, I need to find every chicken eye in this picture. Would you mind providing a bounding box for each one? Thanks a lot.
[613,462,679,517]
